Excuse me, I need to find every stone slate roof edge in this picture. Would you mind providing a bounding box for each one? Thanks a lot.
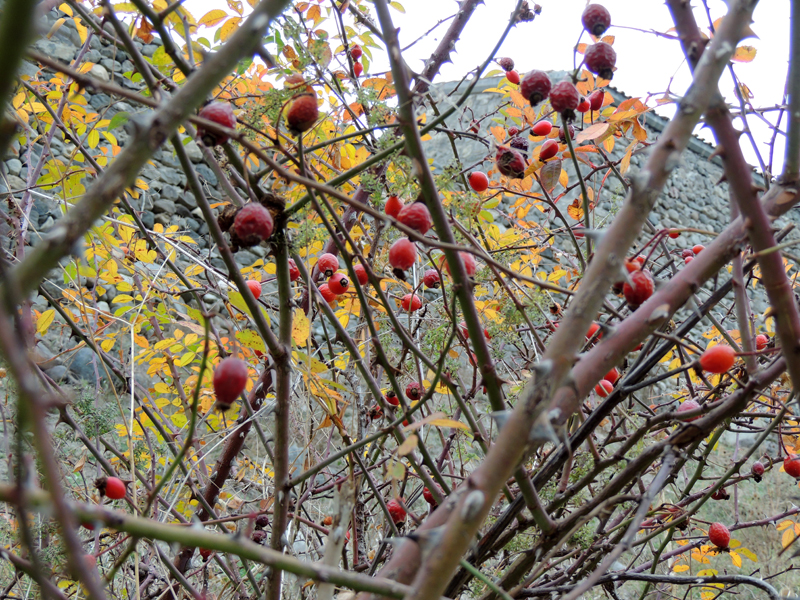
[430,73,722,166]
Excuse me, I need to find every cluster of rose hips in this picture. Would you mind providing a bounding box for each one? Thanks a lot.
[475,4,615,186]
[350,44,364,78]
[369,381,425,422]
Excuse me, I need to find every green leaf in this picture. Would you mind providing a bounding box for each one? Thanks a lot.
[108,112,129,130]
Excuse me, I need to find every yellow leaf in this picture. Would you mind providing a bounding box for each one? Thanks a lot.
[738,547,757,561]
[236,330,266,354]
[397,434,418,456]
[732,45,756,63]
[198,9,228,27]
[36,309,55,335]
[427,418,469,430]
[219,16,241,42]
[729,551,742,568]
[782,527,795,548]
[292,308,310,346]
[672,564,690,573]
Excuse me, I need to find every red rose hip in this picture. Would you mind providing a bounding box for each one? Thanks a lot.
[582,4,611,36]
[589,89,605,111]
[623,269,654,308]
[401,293,422,312]
[531,120,552,136]
[406,381,423,400]
[214,357,249,409]
[423,269,441,288]
[385,195,404,218]
[317,253,339,278]
[286,93,319,134]
[246,279,262,299]
[755,334,769,351]
[595,380,613,397]
[233,204,274,247]
[506,70,520,85]
[353,263,369,286]
[389,238,417,273]
[386,499,407,524]
[708,522,730,549]
[328,272,349,295]
[676,398,701,421]
[495,145,527,178]
[98,476,126,500]
[520,70,552,106]
[584,42,617,80]
[469,171,489,192]
[549,81,581,120]
[397,202,433,234]
[539,139,559,161]
[197,102,237,146]
[785,455,800,478]
[699,344,735,373]
[317,283,337,303]
[288,259,300,282]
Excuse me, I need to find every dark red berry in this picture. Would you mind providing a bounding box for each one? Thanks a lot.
[286,93,319,134]
[386,499,406,524]
[397,202,433,234]
[353,263,368,286]
[558,124,575,143]
[708,522,730,549]
[509,135,529,155]
[197,102,237,146]
[233,204,274,247]
[385,195,404,218]
[389,238,417,273]
[350,44,362,60]
[588,89,605,111]
[317,253,339,278]
[520,70,552,106]
[508,126,521,136]
[506,70,520,85]
[539,139,559,161]
[214,357,248,409]
[423,269,440,289]
[682,249,695,259]
[199,548,212,561]
[581,4,611,36]
[406,381,423,400]
[251,530,267,544]
[711,488,729,500]
[401,293,422,312]
[495,145,527,179]
[469,171,489,192]
[584,42,617,80]
[497,57,515,71]
[369,404,383,419]
[255,514,270,529]
[751,461,764,482]
[328,272,349,295]
[549,81,581,121]
[623,269,654,308]
[288,259,300,282]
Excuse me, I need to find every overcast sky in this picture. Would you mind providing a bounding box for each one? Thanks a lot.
[182,0,790,174]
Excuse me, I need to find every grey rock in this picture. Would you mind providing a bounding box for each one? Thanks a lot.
[234,250,259,266]
[33,39,76,63]
[85,49,102,63]
[153,200,176,214]
[140,211,155,229]
[175,205,192,218]
[122,60,134,73]
[184,139,203,163]
[1,175,26,193]
[67,347,106,384]
[154,213,173,226]
[142,44,158,57]
[178,192,197,210]
[96,301,111,315]
[158,168,183,186]
[90,64,110,82]
[89,93,111,111]
[160,185,180,200]
[47,365,69,382]
[194,164,217,185]
[100,58,122,73]
[5,159,22,176]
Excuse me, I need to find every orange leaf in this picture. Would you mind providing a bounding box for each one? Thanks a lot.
[732,45,757,63]
[539,159,561,193]
[575,123,610,143]
[567,199,583,221]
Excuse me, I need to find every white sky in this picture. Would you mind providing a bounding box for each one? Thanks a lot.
[180,0,791,174]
